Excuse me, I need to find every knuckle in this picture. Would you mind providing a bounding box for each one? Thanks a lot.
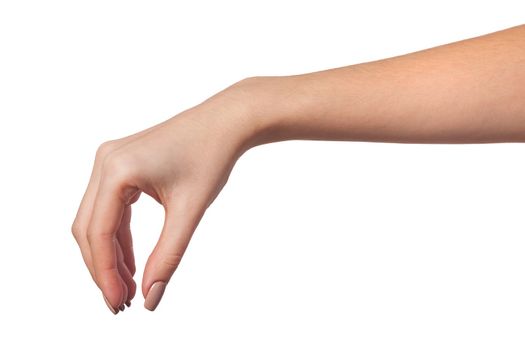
[71,220,83,240]
[95,140,118,161]
[101,151,137,183]
[160,252,183,271]
[86,228,113,246]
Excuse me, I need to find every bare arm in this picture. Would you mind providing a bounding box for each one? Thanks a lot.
[72,24,525,314]
[238,24,525,146]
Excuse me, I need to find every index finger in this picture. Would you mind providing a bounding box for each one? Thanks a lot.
[86,171,129,311]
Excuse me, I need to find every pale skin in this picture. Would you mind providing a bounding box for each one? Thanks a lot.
[72,24,525,313]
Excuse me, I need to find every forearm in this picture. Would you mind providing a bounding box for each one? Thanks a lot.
[74,24,525,313]
[235,24,525,148]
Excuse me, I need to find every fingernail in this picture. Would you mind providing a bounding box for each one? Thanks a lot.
[125,301,131,307]
[144,281,167,311]
[103,295,118,315]
[119,304,125,311]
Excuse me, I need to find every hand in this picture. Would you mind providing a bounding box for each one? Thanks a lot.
[72,81,258,313]
[72,23,525,315]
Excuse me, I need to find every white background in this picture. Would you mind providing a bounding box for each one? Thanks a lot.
[0,1,524,349]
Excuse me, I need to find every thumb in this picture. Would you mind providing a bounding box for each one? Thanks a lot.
[142,196,205,311]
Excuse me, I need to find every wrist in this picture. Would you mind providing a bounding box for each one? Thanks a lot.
[228,75,298,151]
[199,74,313,158]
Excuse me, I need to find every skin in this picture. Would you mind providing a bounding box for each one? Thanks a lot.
[71,24,525,313]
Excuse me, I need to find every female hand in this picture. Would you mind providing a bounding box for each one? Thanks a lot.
[72,23,525,314]
[71,81,258,313]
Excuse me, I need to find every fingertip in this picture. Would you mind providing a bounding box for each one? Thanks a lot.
[141,254,176,299]
[99,271,126,313]
[128,278,137,303]
[103,294,118,314]
[144,281,167,311]
[120,278,128,307]
[141,253,173,311]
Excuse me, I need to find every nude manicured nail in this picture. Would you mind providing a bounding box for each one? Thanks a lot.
[144,281,167,311]
[103,295,118,315]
